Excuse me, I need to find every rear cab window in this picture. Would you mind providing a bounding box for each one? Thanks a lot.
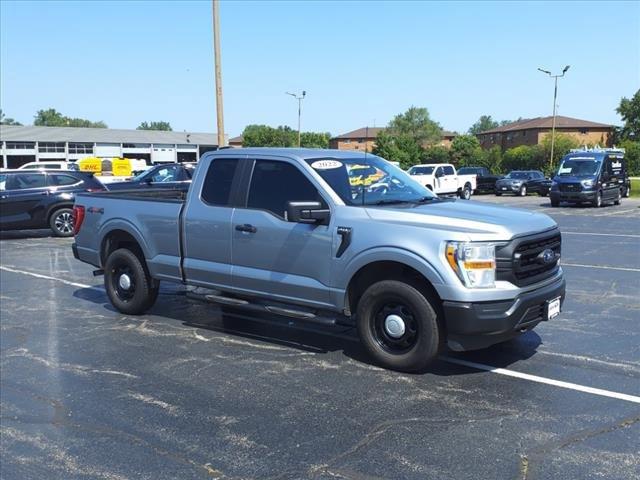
[201,158,239,206]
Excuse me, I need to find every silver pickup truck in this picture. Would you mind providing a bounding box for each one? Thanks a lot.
[72,148,565,371]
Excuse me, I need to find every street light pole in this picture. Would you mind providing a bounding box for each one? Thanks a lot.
[538,65,570,170]
[286,91,306,147]
[212,0,225,148]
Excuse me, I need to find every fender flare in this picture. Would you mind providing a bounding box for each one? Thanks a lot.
[98,218,152,262]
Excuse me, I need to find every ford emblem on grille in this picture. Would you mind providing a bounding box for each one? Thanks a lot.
[537,248,556,264]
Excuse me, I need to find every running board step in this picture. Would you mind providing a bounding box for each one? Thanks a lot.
[205,294,249,306]
[265,305,316,319]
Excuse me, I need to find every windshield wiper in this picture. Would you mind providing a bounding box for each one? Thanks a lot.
[373,199,413,206]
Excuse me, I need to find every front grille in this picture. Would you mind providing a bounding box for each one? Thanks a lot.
[559,183,581,192]
[496,230,561,287]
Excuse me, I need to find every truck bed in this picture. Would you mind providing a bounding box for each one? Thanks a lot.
[93,188,188,203]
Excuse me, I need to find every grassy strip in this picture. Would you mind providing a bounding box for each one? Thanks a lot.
[631,178,640,197]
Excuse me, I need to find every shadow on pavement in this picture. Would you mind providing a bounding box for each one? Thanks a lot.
[72,285,543,375]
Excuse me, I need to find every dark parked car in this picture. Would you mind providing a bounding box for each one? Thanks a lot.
[457,167,503,194]
[106,163,195,191]
[495,170,549,196]
[550,149,628,207]
[0,170,105,237]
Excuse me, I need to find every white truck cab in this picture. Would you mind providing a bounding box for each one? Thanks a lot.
[407,163,476,199]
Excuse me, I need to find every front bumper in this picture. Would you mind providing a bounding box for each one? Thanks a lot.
[442,276,566,351]
[550,190,596,202]
[495,183,521,193]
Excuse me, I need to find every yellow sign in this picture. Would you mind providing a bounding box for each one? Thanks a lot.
[78,157,102,173]
[112,158,132,177]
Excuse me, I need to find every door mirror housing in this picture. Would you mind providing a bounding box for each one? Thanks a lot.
[286,201,330,224]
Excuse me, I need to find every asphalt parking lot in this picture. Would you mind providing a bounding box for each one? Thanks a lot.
[1,195,639,480]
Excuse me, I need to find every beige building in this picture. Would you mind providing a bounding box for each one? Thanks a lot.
[476,116,613,150]
[329,127,458,152]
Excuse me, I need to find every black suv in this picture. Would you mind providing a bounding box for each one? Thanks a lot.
[106,163,195,191]
[0,170,105,237]
[550,149,629,207]
[457,167,504,194]
[495,170,550,196]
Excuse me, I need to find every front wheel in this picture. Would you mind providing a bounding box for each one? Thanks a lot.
[519,185,527,196]
[356,280,441,372]
[592,190,603,208]
[50,208,75,237]
[104,248,159,315]
[550,198,559,207]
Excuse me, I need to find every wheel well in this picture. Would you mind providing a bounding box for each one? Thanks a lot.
[101,230,145,265]
[347,261,442,317]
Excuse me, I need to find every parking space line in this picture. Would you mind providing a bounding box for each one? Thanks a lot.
[561,263,640,272]
[442,357,640,404]
[562,232,640,238]
[593,209,640,217]
[0,265,99,289]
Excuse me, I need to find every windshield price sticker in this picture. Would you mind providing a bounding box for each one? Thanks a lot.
[312,160,342,170]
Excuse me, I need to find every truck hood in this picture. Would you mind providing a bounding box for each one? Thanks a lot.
[364,199,557,239]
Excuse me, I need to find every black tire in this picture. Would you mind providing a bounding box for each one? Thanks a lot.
[538,190,548,197]
[592,190,603,208]
[49,208,75,237]
[495,192,502,196]
[356,280,441,372]
[519,185,527,196]
[460,184,472,200]
[614,189,622,205]
[104,248,159,315]
[550,199,559,207]
[624,185,631,198]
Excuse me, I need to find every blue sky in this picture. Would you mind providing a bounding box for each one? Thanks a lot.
[1,0,638,137]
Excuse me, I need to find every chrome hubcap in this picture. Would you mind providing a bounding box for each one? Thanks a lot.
[54,212,73,233]
[384,314,406,338]
[118,274,132,290]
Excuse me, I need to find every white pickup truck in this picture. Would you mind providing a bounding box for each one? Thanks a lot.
[406,164,476,199]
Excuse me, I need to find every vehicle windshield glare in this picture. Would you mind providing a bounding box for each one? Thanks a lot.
[505,171,529,179]
[408,166,435,175]
[557,158,601,176]
[306,156,437,206]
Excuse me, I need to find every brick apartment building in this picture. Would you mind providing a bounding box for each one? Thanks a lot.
[476,116,614,150]
[329,127,458,152]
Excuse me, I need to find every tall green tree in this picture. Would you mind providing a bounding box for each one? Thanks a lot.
[450,135,485,167]
[34,108,107,128]
[421,145,450,164]
[372,131,423,169]
[137,121,172,131]
[0,109,22,125]
[387,106,442,146]
[616,89,640,141]
[468,115,499,135]
[300,131,331,148]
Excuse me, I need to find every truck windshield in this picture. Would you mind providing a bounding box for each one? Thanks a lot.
[408,166,435,175]
[557,158,601,176]
[306,156,437,206]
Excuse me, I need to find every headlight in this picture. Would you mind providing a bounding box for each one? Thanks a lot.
[445,242,496,288]
[581,179,594,188]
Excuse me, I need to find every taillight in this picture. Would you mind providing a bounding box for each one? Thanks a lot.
[72,205,85,236]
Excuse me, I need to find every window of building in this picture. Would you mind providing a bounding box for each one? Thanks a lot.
[68,143,94,154]
[122,143,151,148]
[522,131,527,137]
[38,142,65,153]
[201,159,238,206]
[579,128,588,134]
[343,139,351,144]
[247,160,323,218]
[5,142,35,150]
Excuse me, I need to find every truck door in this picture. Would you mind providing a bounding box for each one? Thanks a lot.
[0,172,49,229]
[231,158,333,308]
[601,156,618,200]
[606,155,624,199]
[434,166,445,194]
[181,158,241,288]
[443,165,456,193]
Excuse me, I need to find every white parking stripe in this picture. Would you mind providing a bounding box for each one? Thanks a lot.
[562,232,640,238]
[562,263,640,272]
[593,208,640,217]
[4,265,640,403]
[442,357,640,404]
[0,265,98,289]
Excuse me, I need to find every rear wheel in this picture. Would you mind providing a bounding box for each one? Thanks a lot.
[356,280,441,372]
[614,189,622,205]
[460,184,472,200]
[104,248,159,315]
[550,199,559,207]
[49,208,74,237]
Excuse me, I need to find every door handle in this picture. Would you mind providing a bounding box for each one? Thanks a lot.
[235,224,257,233]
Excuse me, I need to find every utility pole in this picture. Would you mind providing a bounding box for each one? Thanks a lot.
[538,65,570,170]
[212,0,225,148]
[286,91,306,147]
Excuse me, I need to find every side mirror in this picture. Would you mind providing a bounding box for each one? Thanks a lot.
[286,201,330,224]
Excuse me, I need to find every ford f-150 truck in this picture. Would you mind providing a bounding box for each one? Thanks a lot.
[72,148,565,372]
[407,163,477,199]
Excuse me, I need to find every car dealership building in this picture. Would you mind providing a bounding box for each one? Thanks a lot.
[0,125,226,169]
